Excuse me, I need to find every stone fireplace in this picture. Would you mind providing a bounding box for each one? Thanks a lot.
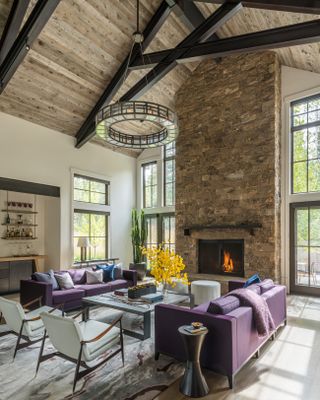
[175,52,281,282]
[198,239,244,277]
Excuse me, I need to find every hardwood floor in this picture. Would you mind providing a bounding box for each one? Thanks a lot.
[155,295,320,400]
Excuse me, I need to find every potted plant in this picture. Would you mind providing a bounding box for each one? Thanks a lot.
[141,244,189,296]
[129,209,148,280]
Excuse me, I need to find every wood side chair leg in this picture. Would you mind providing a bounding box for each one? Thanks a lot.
[73,345,83,393]
[13,321,25,359]
[36,331,47,375]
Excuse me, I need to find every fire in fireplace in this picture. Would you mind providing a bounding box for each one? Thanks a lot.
[198,239,244,277]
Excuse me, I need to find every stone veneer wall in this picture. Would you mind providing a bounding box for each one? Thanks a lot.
[175,52,281,281]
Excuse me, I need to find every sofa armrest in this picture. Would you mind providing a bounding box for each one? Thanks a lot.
[228,280,245,292]
[20,279,53,308]
[155,304,237,377]
[122,269,137,286]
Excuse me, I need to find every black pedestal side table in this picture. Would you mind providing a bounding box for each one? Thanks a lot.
[178,326,209,398]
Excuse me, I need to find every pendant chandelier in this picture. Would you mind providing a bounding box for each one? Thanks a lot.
[95,1,179,149]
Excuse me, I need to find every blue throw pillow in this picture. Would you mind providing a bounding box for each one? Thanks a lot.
[243,274,261,288]
[95,264,115,282]
[34,269,59,290]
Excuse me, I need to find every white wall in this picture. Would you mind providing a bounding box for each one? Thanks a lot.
[0,112,136,268]
[281,66,320,289]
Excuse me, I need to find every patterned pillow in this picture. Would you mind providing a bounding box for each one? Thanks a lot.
[86,269,104,284]
[54,273,74,290]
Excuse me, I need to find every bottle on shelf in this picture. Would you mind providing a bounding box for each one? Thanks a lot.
[6,214,10,224]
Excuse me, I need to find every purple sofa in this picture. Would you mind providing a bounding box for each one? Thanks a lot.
[155,280,286,389]
[20,267,137,311]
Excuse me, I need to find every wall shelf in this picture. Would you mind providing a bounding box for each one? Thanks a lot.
[183,223,262,237]
[1,209,38,214]
[2,237,38,240]
[1,223,38,227]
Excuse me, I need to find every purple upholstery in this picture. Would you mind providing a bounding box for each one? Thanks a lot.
[20,268,136,311]
[246,284,261,295]
[52,288,84,305]
[258,279,275,293]
[207,295,240,315]
[155,282,287,389]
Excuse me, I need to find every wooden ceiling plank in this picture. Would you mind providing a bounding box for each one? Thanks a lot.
[0,0,30,63]
[75,0,174,148]
[121,2,242,101]
[187,0,320,14]
[0,0,60,93]
[132,19,320,66]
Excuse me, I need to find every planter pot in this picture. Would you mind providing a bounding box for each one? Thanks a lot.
[129,262,147,281]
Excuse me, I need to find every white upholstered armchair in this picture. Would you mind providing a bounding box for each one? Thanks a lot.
[37,310,124,393]
[0,296,62,358]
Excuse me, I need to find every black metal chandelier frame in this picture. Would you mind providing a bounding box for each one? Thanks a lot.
[95,101,179,149]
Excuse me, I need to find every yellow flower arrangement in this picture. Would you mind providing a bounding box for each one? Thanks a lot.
[141,245,189,290]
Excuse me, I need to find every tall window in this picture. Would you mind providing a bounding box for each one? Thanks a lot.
[164,142,176,206]
[145,214,175,251]
[73,211,108,262]
[291,95,320,193]
[73,174,110,262]
[142,162,157,208]
[74,174,109,205]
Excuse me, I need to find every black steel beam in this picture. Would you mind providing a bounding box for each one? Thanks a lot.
[186,0,320,14]
[131,19,320,67]
[0,0,60,93]
[76,0,173,148]
[121,2,242,101]
[0,0,30,64]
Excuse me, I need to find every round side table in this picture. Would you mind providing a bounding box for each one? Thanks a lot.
[178,326,209,398]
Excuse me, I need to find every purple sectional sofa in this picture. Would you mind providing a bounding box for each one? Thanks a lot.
[20,267,137,311]
[155,280,286,389]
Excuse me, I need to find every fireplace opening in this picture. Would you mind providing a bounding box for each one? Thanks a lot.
[198,239,244,277]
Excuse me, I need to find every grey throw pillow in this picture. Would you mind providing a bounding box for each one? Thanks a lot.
[113,263,123,280]
[34,269,59,290]
[55,272,74,290]
[86,269,104,284]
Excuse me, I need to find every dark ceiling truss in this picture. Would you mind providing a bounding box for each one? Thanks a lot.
[186,0,320,14]
[76,0,224,148]
[76,0,175,148]
[0,0,30,64]
[0,0,60,94]
[120,2,242,101]
[130,19,320,68]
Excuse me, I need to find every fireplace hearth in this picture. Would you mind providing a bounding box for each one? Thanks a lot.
[198,239,244,277]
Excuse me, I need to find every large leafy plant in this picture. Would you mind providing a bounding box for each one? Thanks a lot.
[131,209,147,263]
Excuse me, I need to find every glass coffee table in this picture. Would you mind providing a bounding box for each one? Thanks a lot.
[82,292,190,340]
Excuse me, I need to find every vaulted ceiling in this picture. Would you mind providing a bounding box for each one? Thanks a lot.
[0,0,320,157]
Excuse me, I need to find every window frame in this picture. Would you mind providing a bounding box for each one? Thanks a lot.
[142,161,158,209]
[164,142,176,207]
[291,94,320,194]
[144,212,175,250]
[73,173,110,205]
[73,209,109,262]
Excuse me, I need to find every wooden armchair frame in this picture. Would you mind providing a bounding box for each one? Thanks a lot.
[36,310,124,393]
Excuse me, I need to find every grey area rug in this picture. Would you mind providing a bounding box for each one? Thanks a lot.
[0,307,183,400]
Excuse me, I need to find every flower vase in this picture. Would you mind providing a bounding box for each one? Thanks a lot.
[162,282,168,298]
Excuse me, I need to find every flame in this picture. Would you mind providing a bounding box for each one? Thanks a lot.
[223,251,234,273]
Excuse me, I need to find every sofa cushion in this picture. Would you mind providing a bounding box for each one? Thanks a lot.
[52,288,84,304]
[243,273,261,288]
[257,279,275,293]
[113,263,123,280]
[95,264,115,282]
[75,283,111,296]
[107,279,129,291]
[207,295,240,315]
[65,269,87,284]
[33,269,59,290]
[86,269,104,284]
[55,272,75,290]
[246,284,261,295]
[194,301,211,313]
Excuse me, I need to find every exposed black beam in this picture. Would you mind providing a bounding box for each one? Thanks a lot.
[186,0,320,14]
[0,0,60,94]
[131,19,320,67]
[0,0,30,64]
[121,2,242,101]
[75,0,173,148]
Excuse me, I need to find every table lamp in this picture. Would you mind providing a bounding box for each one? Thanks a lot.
[77,237,90,262]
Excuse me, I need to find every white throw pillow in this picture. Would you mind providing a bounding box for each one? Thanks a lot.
[55,273,75,290]
[86,269,104,284]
